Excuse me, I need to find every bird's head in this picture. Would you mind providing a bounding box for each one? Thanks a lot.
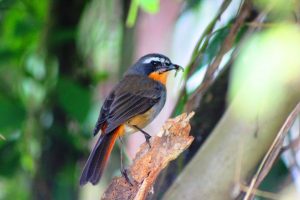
[126,53,183,84]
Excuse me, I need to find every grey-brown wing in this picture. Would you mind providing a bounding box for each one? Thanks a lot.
[93,92,115,136]
[93,76,164,135]
[105,87,162,133]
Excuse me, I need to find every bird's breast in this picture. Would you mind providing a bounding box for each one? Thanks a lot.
[125,93,166,134]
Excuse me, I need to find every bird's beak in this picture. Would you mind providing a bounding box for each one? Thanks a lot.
[172,64,184,72]
[159,63,184,73]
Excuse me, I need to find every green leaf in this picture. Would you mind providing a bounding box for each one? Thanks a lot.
[20,152,35,173]
[204,26,230,64]
[0,95,26,131]
[0,141,20,177]
[92,70,109,83]
[126,0,139,27]
[57,78,91,123]
[126,0,160,27]
[140,0,160,13]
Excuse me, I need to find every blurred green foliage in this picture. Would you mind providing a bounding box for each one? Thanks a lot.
[229,24,300,120]
[0,96,25,132]
[0,0,99,199]
[57,78,91,123]
[254,0,296,19]
[0,0,131,198]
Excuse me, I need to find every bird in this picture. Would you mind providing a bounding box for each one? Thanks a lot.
[80,53,182,186]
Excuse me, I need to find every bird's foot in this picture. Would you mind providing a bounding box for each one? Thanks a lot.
[133,125,152,148]
[144,134,151,148]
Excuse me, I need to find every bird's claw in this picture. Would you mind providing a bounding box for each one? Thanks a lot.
[145,135,151,148]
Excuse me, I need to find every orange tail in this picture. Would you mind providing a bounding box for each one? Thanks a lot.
[80,126,123,185]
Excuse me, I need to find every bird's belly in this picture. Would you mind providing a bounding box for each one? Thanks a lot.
[125,98,165,134]
[124,124,137,134]
[125,108,155,133]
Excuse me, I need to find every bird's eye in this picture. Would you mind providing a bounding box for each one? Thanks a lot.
[151,61,159,66]
[165,61,170,66]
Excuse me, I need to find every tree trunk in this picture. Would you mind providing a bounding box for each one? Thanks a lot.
[33,0,88,199]
[163,75,300,199]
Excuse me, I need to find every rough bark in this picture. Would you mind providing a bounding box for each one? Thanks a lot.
[101,113,195,200]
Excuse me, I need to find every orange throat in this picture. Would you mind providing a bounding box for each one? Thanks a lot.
[148,71,169,85]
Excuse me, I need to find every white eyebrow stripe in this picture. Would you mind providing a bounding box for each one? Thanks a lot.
[143,57,165,64]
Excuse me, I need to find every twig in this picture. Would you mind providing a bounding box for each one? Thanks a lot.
[185,0,252,112]
[244,102,300,200]
[246,22,276,28]
[240,184,280,200]
[185,0,233,78]
[101,113,195,200]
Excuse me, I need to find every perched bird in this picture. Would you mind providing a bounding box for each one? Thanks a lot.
[80,53,182,186]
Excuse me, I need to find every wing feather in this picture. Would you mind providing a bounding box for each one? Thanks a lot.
[93,75,164,135]
[105,93,160,133]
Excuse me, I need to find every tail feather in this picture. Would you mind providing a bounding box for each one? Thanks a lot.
[80,129,119,186]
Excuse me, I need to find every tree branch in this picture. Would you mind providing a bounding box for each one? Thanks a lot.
[101,113,195,200]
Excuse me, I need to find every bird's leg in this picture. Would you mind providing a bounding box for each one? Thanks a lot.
[119,137,134,186]
[133,125,151,148]
[119,136,126,173]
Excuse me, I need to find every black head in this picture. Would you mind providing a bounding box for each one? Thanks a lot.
[125,53,182,76]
